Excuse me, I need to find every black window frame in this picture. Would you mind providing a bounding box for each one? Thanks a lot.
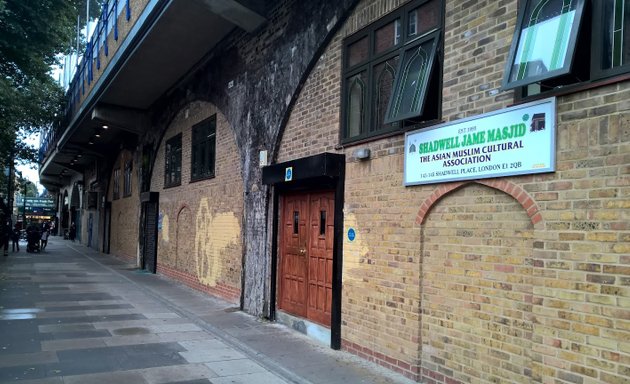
[505,0,630,99]
[190,115,217,182]
[340,0,444,145]
[503,0,586,90]
[384,34,440,124]
[113,168,120,200]
[123,159,132,197]
[164,133,182,188]
[591,0,630,79]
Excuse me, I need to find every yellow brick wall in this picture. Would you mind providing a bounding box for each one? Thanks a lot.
[108,150,140,261]
[421,184,534,384]
[279,0,630,382]
[150,101,244,301]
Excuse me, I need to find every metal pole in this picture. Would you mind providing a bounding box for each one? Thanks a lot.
[22,182,28,226]
[86,0,90,41]
[7,150,14,229]
[76,14,80,74]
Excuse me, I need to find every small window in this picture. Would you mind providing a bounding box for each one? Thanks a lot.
[164,134,182,188]
[411,0,441,37]
[503,0,585,90]
[191,116,216,182]
[505,0,630,96]
[375,19,401,54]
[319,210,326,236]
[341,0,443,143]
[347,37,369,68]
[346,72,367,138]
[123,160,132,197]
[594,0,630,77]
[385,36,439,123]
[293,211,299,234]
[113,168,120,200]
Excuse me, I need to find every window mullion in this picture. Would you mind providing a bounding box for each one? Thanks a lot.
[365,30,376,136]
[341,0,442,143]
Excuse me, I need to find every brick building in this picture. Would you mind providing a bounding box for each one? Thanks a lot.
[39,0,629,382]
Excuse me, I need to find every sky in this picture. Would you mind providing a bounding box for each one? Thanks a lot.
[20,10,101,196]
[17,132,44,195]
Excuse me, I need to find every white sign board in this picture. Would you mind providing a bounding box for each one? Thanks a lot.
[404,97,556,186]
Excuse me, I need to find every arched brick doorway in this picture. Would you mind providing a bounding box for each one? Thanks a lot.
[420,183,535,384]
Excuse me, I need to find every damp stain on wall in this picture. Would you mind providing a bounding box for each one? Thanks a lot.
[161,213,170,242]
[194,198,240,287]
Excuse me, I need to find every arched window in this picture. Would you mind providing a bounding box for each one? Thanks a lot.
[385,37,437,123]
[504,0,630,96]
[373,60,397,132]
[504,0,583,88]
[341,0,443,142]
[347,75,366,138]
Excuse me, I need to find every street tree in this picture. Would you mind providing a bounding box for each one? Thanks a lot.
[0,0,82,171]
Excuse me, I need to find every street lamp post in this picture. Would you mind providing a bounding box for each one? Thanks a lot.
[22,181,30,228]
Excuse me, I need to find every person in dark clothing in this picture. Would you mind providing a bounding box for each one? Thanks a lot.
[1,224,8,257]
[0,199,8,256]
[26,224,41,253]
[69,222,76,242]
[12,226,20,252]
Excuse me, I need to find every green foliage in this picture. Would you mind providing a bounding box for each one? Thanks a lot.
[15,174,39,197]
[0,0,81,168]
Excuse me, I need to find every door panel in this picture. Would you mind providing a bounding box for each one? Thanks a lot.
[279,194,309,317]
[279,191,334,327]
[307,193,334,326]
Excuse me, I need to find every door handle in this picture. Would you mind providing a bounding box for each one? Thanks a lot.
[299,248,307,256]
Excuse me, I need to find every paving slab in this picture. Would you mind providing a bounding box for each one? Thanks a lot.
[137,363,217,384]
[1,240,416,384]
[204,358,267,376]
[63,370,148,384]
[0,351,59,368]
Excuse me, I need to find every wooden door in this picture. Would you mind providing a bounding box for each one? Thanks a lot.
[307,192,334,326]
[279,194,309,317]
[279,191,334,327]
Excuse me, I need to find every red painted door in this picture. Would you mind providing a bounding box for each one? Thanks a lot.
[279,191,334,327]
[307,192,334,326]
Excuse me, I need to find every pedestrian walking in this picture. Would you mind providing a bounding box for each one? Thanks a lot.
[1,226,7,257]
[69,222,76,242]
[11,225,20,252]
[40,229,49,250]
[0,199,8,256]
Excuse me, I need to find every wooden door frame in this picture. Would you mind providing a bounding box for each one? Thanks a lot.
[264,152,345,350]
[277,192,310,318]
[277,190,335,327]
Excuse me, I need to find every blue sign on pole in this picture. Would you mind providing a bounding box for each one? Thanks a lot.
[348,228,356,241]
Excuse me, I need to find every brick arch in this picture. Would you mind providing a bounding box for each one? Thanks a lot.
[174,204,193,271]
[176,204,191,222]
[148,99,227,191]
[415,179,543,227]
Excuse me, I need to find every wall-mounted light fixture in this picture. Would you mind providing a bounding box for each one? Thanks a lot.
[353,148,371,160]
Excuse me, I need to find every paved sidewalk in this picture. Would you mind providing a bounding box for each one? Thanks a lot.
[0,237,414,384]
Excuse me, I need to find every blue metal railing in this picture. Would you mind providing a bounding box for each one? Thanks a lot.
[39,0,132,165]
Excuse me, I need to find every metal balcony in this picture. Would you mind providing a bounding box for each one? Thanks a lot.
[39,0,267,190]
